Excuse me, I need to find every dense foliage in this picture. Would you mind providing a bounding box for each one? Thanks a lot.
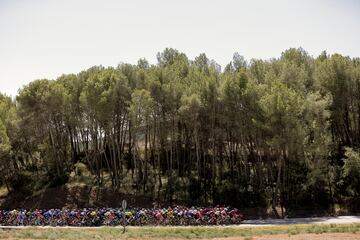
[1,48,360,215]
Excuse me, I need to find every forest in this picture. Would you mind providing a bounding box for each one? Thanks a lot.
[0,48,360,216]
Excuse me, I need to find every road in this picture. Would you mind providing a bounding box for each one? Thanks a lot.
[0,216,359,229]
[241,215,360,226]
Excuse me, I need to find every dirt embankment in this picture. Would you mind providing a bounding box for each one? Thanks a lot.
[0,185,154,209]
[214,233,360,240]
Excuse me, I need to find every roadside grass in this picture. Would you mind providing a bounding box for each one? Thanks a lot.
[0,223,359,239]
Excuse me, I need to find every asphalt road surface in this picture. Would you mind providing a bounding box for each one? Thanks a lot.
[241,216,360,226]
[0,216,359,229]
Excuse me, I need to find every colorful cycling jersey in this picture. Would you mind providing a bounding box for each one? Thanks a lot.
[0,207,243,226]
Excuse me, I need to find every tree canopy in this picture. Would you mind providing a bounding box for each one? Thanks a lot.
[1,48,360,215]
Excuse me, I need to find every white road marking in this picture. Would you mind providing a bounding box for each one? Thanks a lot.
[0,216,359,229]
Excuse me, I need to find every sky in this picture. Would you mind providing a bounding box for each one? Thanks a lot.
[1,0,360,97]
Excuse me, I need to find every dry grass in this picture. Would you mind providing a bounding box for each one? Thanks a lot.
[0,223,359,239]
[0,186,8,198]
